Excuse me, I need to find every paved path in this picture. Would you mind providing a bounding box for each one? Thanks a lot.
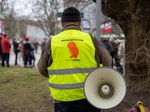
[9,46,41,68]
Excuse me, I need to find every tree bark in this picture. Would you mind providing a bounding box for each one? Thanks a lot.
[94,0,150,93]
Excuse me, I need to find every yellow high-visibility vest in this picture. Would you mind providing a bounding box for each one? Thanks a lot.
[47,30,102,101]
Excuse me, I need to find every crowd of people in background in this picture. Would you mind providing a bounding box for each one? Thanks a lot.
[101,37,125,74]
[0,31,125,71]
[0,32,52,68]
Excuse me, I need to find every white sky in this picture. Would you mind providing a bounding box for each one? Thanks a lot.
[14,0,33,16]
[13,0,64,16]
[10,0,64,20]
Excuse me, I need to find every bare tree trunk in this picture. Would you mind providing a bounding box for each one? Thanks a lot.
[94,0,150,93]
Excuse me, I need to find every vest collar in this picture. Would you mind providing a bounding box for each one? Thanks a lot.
[62,23,81,31]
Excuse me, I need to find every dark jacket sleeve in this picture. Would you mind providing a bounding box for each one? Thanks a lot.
[37,39,52,78]
[93,37,112,66]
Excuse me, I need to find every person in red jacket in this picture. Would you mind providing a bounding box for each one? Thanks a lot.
[1,34,11,67]
[0,33,3,63]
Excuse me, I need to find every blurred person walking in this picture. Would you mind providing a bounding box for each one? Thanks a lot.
[40,38,48,51]
[22,38,34,68]
[1,34,11,67]
[18,38,24,64]
[12,37,20,65]
[30,43,36,67]
[38,7,112,112]
[109,37,119,67]
[18,43,23,63]
[102,38,110,51]
[0,33,3,63]
[33,42,39,54]
[118,39,125,74]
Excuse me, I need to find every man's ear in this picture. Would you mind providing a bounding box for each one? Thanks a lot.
[79,22,81,26]
[79,22,81,27]
[62,22,64,28]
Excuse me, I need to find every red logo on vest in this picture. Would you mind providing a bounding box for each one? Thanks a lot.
[67,42,79,58]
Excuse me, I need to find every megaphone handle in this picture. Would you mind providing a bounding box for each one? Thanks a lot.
[138,104,145,112]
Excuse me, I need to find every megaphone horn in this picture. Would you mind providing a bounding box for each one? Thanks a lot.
[84,67,126,109]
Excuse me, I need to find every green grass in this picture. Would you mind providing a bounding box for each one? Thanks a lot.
[0,66,54,112]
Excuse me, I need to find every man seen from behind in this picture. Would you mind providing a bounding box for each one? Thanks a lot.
[38,7,112,112]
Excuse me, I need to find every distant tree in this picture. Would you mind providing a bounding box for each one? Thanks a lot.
[0,0,18,39]
[31,0,61,36]
[0,0,6,11]
[1,0,34,39]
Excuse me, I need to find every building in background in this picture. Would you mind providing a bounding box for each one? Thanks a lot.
[26,25,49,44]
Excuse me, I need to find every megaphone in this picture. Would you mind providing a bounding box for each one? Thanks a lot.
[84,67,126,109]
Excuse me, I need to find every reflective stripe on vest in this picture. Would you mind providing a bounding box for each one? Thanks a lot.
[48,67,96,74]
[49,82,84,89]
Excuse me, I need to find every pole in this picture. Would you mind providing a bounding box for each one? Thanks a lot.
[96,0,101,41]
[96,2,103,110]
